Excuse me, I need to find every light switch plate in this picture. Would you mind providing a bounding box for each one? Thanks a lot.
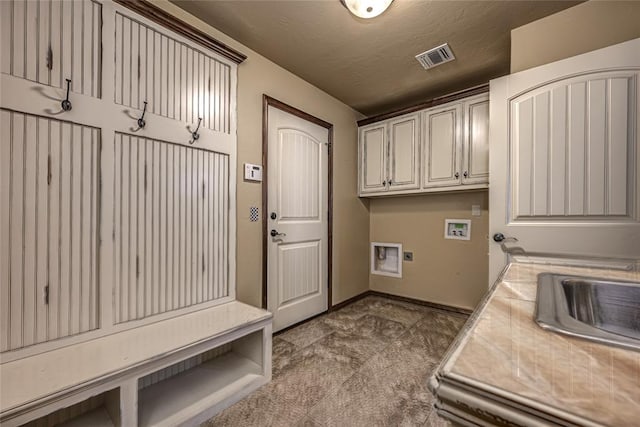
[244,163,263,182]
[472,205,481,216]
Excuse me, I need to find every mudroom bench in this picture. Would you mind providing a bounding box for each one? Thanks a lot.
[0,301,272,427]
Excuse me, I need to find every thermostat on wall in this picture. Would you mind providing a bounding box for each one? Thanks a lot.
[444,219,471,241]
[244,163,263,182]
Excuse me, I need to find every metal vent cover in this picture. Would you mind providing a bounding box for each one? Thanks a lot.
[415,43,455,69]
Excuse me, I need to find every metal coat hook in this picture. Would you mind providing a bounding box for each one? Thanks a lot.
[137,101,148,129]
[61,79,72,111]
[190,118,202,144]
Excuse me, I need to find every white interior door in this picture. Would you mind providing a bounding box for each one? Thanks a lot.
[489,38,640,285]
[267,106,329,332]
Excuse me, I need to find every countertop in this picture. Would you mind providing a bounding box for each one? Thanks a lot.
[430,261,640,426]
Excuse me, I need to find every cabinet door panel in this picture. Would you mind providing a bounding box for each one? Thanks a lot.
[389,114,420,190]
[463,96,490,184]
[423,104,462,187]
[0,0,102,98]
[359,124,387,194]
[115,11,232,133]
[0,110,100,352]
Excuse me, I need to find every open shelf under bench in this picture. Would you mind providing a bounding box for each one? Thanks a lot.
[1,301,273,427]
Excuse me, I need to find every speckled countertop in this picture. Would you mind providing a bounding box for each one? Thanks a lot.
[432,261,640,426]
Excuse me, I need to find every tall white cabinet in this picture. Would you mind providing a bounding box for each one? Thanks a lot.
[358,92,489,197]
[0,1,272,426]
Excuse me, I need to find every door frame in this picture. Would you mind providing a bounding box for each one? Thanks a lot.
[261,95,333,312]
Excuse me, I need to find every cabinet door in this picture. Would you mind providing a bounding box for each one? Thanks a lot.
[359,123,388,194]
[422,104,462,188]
[388,114,420,190]
[462,95,489,185]
[0,0,102,98]
[1,110,100,352]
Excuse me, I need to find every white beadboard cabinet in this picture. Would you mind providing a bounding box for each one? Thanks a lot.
[0,1,271,426]
[358,92,489,197]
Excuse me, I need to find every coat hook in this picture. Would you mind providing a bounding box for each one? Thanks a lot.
[61,78,72,111]
[137,101,148,129]
[190,117,202,144]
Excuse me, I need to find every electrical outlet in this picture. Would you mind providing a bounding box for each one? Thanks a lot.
[403,251,413,261]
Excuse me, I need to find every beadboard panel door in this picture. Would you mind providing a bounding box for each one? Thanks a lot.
[489,38,640,285]
[0,0,102,98]
[112,133,231,324]
[388,114,420,191]
[511,72,637,220]
[0,109,100,352]
[0,0,238,361]
[114,12,232,133]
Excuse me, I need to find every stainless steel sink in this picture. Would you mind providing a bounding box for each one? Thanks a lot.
[535,273,640,351]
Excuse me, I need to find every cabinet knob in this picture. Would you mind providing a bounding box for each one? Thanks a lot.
[382,180,386,186]
[463,171,468,178]
[388,179,393,185]
[455,172,459,179]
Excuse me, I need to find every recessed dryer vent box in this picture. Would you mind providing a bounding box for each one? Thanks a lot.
[371,242,402,278]
[444,219,471,241]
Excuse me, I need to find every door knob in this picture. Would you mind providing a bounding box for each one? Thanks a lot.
[493,233,518,243]
[270,229,286,237]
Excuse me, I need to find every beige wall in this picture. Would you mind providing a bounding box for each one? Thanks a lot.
[369,191,489,310]
[511,0,640,73]
[153,1,370,307]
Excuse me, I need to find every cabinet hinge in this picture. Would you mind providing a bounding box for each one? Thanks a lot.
[202,181,206,199]
[136,255,140,279]
[202,253,205,274]
[144,164,147,193]
[137,55,141,80]
[44,284,50,305]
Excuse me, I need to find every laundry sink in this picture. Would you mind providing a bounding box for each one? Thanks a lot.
[535,273,640,351]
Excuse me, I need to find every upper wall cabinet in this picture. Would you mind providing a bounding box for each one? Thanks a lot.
[0,0,103,98]
[358,92,489,197]
[358,113,420,194]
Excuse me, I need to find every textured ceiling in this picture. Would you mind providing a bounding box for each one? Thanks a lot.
[171,0,581,116]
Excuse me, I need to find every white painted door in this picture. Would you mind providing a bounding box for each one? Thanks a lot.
[489,38,640,285]
[462,95,489,185]
[267,107,329,332]
[388,113,420,190]
[422,103,463,188]
[359,123,388,194]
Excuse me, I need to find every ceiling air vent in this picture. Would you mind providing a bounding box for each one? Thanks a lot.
[415,43,455,70]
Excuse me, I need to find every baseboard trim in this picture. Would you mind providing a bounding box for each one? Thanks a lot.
[368,291,473,316]
[274,290,472,336]
[329,291,371,312]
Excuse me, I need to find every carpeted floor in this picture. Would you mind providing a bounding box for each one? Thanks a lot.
[202,295,466,427]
